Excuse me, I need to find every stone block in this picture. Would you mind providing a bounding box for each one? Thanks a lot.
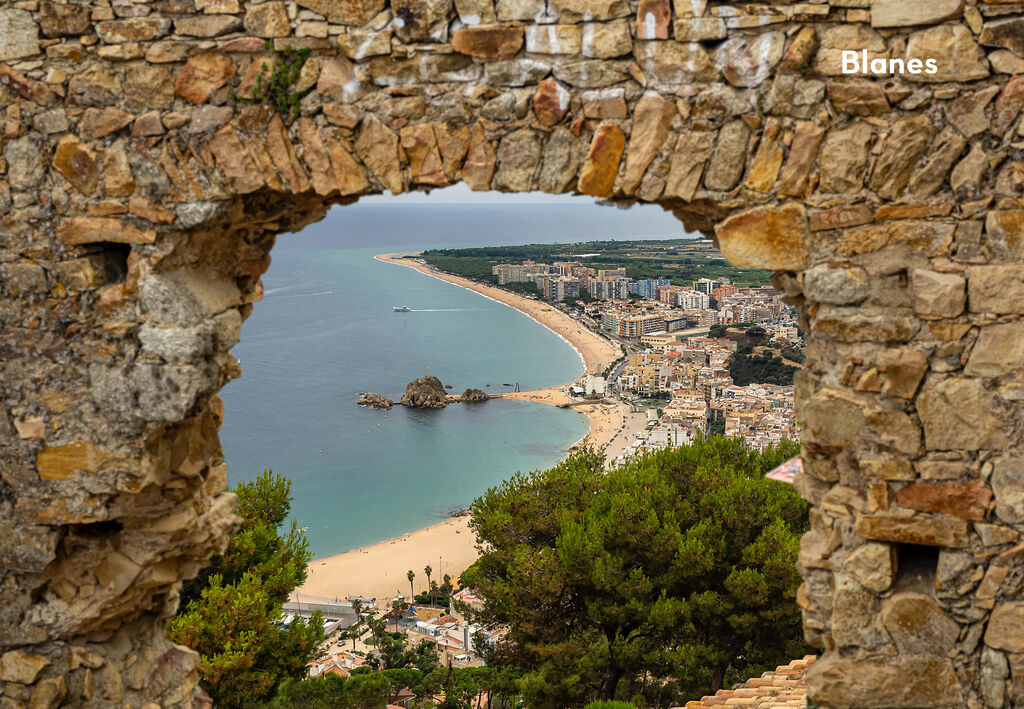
[803,387,920,455]
[581,21,632,59]
[533,79,570,126]
[977,523,1019,547]
[881,592,960,656]
[869,115,934,200]
[778,121,825,197]
[174,52,235,104]
[577,123,624,197]
[819,122,871,193]
[992,458,1024,525]
[523,25,580,55]
[715,204,808,271]
[634,41,717,86]
[96,18,172,43]
[918,377,1012,451]
[704,119,749,191]
[663,132,715,201]
[621,94,674,196]
[391,0,453,42]
[803,264,869,305]
[3,263,47,295]
[969,265,1024,314]
[56,217,156,246]
[297,0,383,24]
[812,306,920,344]
[986,603,1024,653]
[454,26,524,59]
[845,542,895,592]
[30,677,67,708]
[0,651,49,684]
[910,269,965,318]
[745,119,783,192]
[828,81,890,116]
[855,513,970,548]
[903,24,989,83]
[860,459,916,481]
[965,322,1024,377]
[946,86,1000,139]
[916,460,970,481]
[454,0,495,24]
[870,0,963,28]
[986,210,1024,260]
[806,654,963,707]
[907,128,968,198]
[896,482,992,521]
[980,18,1024,59]
[0,9,41,60]
[832,578,883,648]
[673,17,726,42]
[550,0,629,22]
[636,0,670,40]
[716,32,785,88]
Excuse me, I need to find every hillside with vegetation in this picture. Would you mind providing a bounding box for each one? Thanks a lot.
[172,440,812,708]
[420,239,774,288]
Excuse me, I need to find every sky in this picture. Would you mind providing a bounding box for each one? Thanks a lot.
[282,183,694,249]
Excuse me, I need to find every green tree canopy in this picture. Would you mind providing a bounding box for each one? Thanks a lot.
[728,351,798,386]
[168,470,324,707]
[462,438,811,708]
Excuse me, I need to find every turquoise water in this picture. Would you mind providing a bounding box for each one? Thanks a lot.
[219,198,686,558]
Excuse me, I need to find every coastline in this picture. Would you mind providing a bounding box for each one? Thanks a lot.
[293,253,635,604]
[377,252,639,456]
[375,253,619,376]
[295,515,476,607]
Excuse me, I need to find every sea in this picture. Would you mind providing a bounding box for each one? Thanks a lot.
[219,187,688,558]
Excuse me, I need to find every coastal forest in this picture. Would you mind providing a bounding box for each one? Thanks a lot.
[419,240,775,289]
[170,438,812,708]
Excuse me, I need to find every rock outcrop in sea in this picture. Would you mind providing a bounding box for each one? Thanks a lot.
[358,393,393,410]
[400,376,449,408]
[461,388,489,403]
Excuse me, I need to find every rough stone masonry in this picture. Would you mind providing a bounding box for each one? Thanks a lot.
[0,0,1023,706]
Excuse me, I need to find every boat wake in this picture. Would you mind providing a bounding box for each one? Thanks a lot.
[267,290,335,299]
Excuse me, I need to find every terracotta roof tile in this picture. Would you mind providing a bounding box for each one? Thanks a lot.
[683,656,816,709]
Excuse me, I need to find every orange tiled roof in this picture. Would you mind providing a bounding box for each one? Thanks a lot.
[685,656,815,708]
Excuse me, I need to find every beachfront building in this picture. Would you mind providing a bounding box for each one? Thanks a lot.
[620,314,668,339]
[589,276,631,301]
[585,375,607,397]
[675,289,711,310]
[693,277,729,294]
[631,278,670,298]
[492,261,551,285]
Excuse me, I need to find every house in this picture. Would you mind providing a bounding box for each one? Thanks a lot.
[387,686,416,708]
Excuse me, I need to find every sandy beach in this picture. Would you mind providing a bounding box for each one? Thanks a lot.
[294,254,634,604]
[296,515,477,606]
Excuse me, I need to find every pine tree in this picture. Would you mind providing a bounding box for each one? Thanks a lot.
[463,438,811,708]
[168,471,324,707]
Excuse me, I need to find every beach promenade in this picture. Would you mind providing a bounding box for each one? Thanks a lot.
[293,254,639,604]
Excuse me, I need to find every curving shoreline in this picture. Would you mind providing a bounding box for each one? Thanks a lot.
[375,253,619,376]
[293,253,635,606]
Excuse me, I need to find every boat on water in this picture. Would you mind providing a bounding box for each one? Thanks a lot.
[393,306,411,312]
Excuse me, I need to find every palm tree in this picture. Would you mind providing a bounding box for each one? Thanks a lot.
[348,598,364,651]
[407,569,415,601]
[424,564,432,603]
[391,599,402,632]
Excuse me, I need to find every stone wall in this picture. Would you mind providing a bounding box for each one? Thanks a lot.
[1,0,1023,706]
